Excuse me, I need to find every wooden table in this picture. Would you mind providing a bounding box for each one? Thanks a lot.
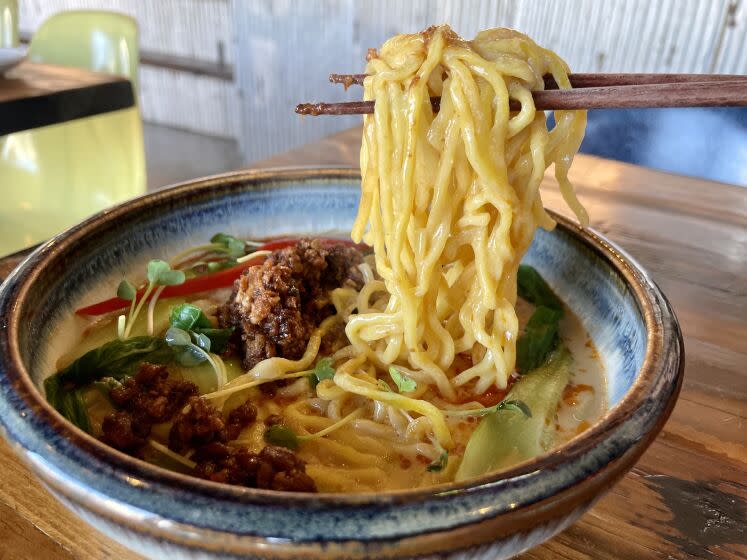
[1,127,745,559]
[0,61,134,135]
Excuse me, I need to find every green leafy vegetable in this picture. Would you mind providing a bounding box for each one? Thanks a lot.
[516,305,563,374]
[206,259,238,272]
[117,280,136,301]
[210,233,247,258]
[427,451,448,472]
[165,327,209,367]
[45,336,174,431]
[191,332,212,352]
[92,376,126,404]
[495,399,532,418]
[147,259,186,286]
[93,376,124,393]
[389,366,417,393]
[377,379,393,392]
[63,390,90,432]
[169,303,213,331]
[264,425,300,450]
[164,326,226,389]
[309,357,336,389]
[121,260,187,339]
[44,376,91,433]
[192,327,233,354]
[168,303,233,354]
[444,398,532,418]
[165,326,191,346]
[455,346,572,481]
[49,336,173,390]
[517,265,563,311]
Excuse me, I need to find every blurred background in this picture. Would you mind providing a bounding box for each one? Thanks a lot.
[17,0,747,183]
[2,0,746,255]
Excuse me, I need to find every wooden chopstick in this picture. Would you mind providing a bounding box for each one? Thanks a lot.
[297,77,747,115]
[328,72,747,89]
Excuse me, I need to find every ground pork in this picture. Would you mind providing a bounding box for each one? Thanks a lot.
[100,364,314,491]
[192,443,317,492]
[102,363,198,452]
[218,239,364,370]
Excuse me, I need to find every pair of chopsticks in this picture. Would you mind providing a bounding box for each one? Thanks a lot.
[296,73,747,115]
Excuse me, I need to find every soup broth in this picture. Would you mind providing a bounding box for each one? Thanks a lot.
[49,239,606,493]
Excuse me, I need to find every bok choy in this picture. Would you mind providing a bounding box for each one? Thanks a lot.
[44,336,174,432]
[516,264,565,373]
[455,345,572,481]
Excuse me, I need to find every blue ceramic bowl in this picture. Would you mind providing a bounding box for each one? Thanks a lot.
[0,168,683,559]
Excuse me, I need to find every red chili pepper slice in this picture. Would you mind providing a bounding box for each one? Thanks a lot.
[75,238,368,316]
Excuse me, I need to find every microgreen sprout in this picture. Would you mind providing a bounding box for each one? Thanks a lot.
[119,260,186,339]
[163,304,233,389]
[117,279,136,301]
[165,326,224,389]
[169,303,213,331]
[184,258,238,275]
[426,451,449,472]
[210,233,247,258]
[146,286,166,336]
[169,303,233,353]
[167,234,247,270]
[264,424,300,450]
[116,280,137,340]
[389,366,417,393]
[376,379,393,392]
[308,357,336,388]
[264,409,364,450]
[443,399,532,418]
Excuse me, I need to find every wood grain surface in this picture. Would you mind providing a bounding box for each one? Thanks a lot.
[297,79,747,115]
[0,62,134,135]
[0,126,745,559]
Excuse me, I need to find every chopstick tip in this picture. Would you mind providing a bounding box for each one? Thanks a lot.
[329,73,366,89]
[295,103,320,116]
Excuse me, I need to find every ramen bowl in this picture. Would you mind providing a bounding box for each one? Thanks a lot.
[0,168,683,559]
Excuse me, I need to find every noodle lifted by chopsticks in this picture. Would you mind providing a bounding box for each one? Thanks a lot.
[346,25,587,404]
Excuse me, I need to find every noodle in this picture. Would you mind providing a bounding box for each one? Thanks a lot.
[232,26,587,489]
[347,25,586,400]
[49,24,603,494]
[314,26,585,448]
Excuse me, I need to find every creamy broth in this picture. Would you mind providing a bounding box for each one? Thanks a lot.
[45,25,600,494]
[272,300,605,492]
[58,275,606,493]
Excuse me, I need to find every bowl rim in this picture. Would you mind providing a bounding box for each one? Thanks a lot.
[0,166,683,508]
